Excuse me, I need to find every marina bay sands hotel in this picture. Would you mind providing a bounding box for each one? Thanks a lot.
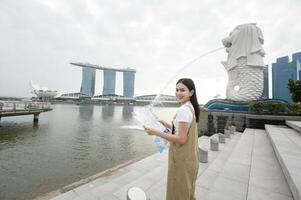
[70,62,136,98]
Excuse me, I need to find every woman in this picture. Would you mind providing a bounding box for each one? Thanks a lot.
[144,78,200,200]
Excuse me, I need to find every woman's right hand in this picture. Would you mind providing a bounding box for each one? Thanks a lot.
[159,119,167,127]
[159,119,172,130]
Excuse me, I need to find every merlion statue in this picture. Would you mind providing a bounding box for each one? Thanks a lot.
[222,23,265,101]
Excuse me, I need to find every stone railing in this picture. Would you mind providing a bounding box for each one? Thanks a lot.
[0,101,51,111]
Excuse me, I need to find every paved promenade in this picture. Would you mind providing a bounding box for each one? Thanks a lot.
[45,123,300,200]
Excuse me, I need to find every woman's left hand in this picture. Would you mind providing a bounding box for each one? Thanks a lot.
[143,125,157,136]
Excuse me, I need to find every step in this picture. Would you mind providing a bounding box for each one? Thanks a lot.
[198,129,254,200]
[199,128,292,200]
[265,124,301,200]
[286,120,301,134]
[248,129,292,200]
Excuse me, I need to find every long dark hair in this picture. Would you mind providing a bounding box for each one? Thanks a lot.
[176,78,200,122]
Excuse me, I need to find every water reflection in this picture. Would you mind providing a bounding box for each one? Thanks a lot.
[122,105,133,120]
[102,105,114,120]
[73,106,94,160]
[79,105,94,120]
[0,121,45,151]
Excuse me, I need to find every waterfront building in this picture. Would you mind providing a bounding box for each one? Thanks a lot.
[103,70,116,95]
[262,65,269,99]
[293,52,301,80]
[80,67,96,97]
[123,71,135,98]
[71,62,136,98]
[135,94,177,102]
[30,81,58,100]
[58,92,91,99]
[272,52,301,103]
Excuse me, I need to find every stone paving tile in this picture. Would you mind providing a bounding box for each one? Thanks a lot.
[71,177,119,197]
[109,170,143,186]
[145,178,167,200]
[112,174,157,199]
[247,185,293,200]
[99,194,120,200]
[111,164,167,199]
[251,155,282,173]
[220,162,250,184]
[195,186,210,199]
[123,161,153,174]
[89,182,121,199]
[249,167,292,197]
[197,162,210,177]
[72,192,98,200]
[196,169,219,190]
[51,190,78,200]
[207,176,248,200]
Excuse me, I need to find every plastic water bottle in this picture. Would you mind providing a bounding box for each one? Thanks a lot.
[133,106,170,153]
[154,128,170,153]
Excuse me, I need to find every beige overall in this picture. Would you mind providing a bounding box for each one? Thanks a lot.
[166,106,199,200]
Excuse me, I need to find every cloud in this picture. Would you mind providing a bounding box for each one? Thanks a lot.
[0,0,301,103]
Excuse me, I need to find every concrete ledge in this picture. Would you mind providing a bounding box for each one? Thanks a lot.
[247,114,301,120]
[265,124,301,200]
[286,121,301,134]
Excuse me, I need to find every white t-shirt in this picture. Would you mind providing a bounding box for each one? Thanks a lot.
[172,101,194,135]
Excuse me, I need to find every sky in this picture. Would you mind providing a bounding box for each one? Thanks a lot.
[0,0,301,104]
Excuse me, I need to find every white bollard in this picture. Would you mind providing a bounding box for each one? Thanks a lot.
[230,125,236,134]
[127,187,147,200]
[218,133,226,143]
[224,129,231,138]
[210,139,219,151]
[199,147,208,163]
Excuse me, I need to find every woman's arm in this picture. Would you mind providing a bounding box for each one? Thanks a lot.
[144,122,189,145]
[159,119,172,130]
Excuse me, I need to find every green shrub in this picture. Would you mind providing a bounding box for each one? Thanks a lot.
[267,102,287,114]
[287,103,301,115]
[249,102,292,115]
[288,79,301,103]
[249,102,264,114]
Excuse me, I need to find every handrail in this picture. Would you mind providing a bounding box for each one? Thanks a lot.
[0,101,51,111]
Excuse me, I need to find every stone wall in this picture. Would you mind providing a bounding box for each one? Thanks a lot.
[198,109,301,136]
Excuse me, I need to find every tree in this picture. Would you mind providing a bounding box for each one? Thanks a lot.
[288,78,301,103]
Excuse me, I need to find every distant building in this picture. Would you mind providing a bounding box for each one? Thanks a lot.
[80,67,96,97]
[135,94,177,102]
[262,65,269,99]
[123,71,135,98]
[71,62,136,98]
[30,81,58,100]
[58,92,91,99]
[293,52,301,80]
[103,70,116,95]
[272,52,301,103]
